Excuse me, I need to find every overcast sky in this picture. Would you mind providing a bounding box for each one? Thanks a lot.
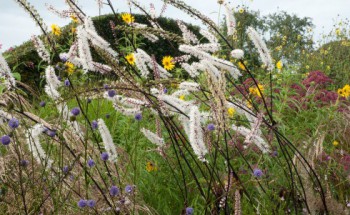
[0,0,349,50]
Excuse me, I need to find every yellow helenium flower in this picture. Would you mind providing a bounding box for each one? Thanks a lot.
[51,24,61,36]
[121,13,135,24]
[238,62,246,71]
[70,15,78,23]
[249,84,264,97]
[332,140,339,147]
[179,95,185,100]
[125,53,135,65]
[162,56,175,71]
[65,62,75,75]
[276,60,283,70]
[337,88,345,97]
[227,107,235,117]
[146,161,157,172]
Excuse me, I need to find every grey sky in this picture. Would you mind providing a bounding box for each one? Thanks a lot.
[0,0,349,50]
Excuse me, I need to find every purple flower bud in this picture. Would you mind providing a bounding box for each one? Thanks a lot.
[87,199,96,208]
[20,160,29,167]
[87,159,95,167]
[163,88,168,93]
[39,101,46,107]
[125,185,133,193]
[134,113,142,121]
[105,114,110,119]
[71,107,80,116]
[63,166,69,174]
[8,118,19,129]
[77,199,87,208]
[91,120,98,130]
[207,123,215,131]
[57,76,62,81]
[186,207,194,215]
[64,79,70,86]
[87,98,92,103]
[101,152,109,161]
[47,130,56,137]
[108,90,116,98]
[1,135,11,145]
[103,84,109,89]
[109,186,120,196]
[253,168,263,177]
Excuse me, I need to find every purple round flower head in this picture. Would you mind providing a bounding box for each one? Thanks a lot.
[47,130,56,137]
[20,159,29,167]
[134,113,142,121]
[87,200,96,208]
[103,84,109,89]
[63,166,69,174]
[71,107,80,116]
[64,79,70,86]
[87,159,95,167]
[101,152,109,161]
[8,118,19,129]
[108,90,116,98]
[105,113,110,119]
[186,207,194,215]
[1,135,11,145]
[77,199,87,208]
[272,151,278,157]
[253,168,263,177]
[60,54,68,62]
[125,185,133,193]
[91,120,98,130]
[87,98,92,104]
[57,76,62,81]
[109,185,120,196]
[207,123,215,131]
[163,88,168,93]
[40,101,46,107]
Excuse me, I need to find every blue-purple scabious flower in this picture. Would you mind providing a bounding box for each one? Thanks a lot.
[87,159,95,167]
[87,200,96,208]
[77,199,87,208]
[8,118,19,129]
[20,160,29,167]
[87,98,92,104]
[63,166,69,174]
[1,135,11,145]
[40,101,46,107]
[186,207,194,215]
[64,79,70,86]
[71,107,80,116]
[207,123,215,131]
[108,90,116,98]
[253,168,263,177]
[47,130,56,137]
[91,120,98,130]
[105,113,110,119]
[101,152,109,161]
[103,84,109,89]
[163,88,168,93]
[125,185,133,193]
[135,113,142,121]
[110,186,120,196]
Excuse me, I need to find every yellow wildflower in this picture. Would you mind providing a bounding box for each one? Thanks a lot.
[70,15,78,23]
[246,100,253,109]
[51,24,61,36]
[239,8,245,13]
[71,27,76,34]
[65,62,75,75]
[227,107,235,117]
[332,140,339,147]
[276,60,283,70]
[305,65,310,70]
[249,84,264,97]
[238,62,246,71]
[179,95,185,100]
[146,161,157,172]
[121,13,135,24]
[125,53,135,65]
[335,28,341,36]
[162,56,175,71]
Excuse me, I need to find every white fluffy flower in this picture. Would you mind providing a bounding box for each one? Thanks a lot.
[177,20,199,44]
[98,119,118,163]
[179,82,200,92]
[224,3,236,36]
[231,49,244,59]
[0,52,16,89]
[188,106,208,161]
[141,128,165,147]
[31,35,51,63]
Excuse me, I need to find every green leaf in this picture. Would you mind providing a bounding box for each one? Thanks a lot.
[12,72,21,81]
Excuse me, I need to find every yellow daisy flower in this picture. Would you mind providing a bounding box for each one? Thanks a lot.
[65,62,75,75]
[125,53,135,65]
[179,95,185,100]
[51,24,61,36]
[121,13,135,24]
[276,60,283,70]
[332,140,339,147]
[70,15,79,23]
[162,56,175,71]
[146,161,157,172]
[227,107,235,117]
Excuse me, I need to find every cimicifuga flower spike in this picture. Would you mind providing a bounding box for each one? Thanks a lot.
[172,89,190,97]
[26,124,54,169]
[45,3,73,18]
[231,124,270,153]
[158,94,193,114]
[45,66,61,89]
[149,3,157,19]
[179,82,200,92]
[177,20,199,44]
[134,49,171,78]
[141,128,165,147]
[97,119,118,163]
[200,29,218,44]
[96,0,103,9]
[130,23,159,42]
[224,3,236,36]
[31,35,51,63]
[194,43,220,53]
[246,27,274,71]
[76,26,94,72]
[231,49,244,59]
[189,106,208,162]
[0,52,16,89]
[234,190,242,215]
